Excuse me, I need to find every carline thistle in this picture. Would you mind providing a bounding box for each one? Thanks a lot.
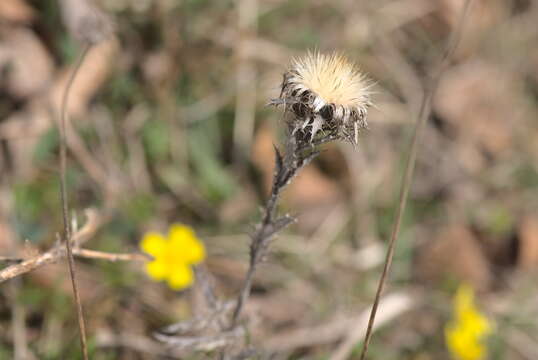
[273,51,372,146]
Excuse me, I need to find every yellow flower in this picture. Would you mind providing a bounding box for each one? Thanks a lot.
[445,284,493,360]
[140,224,206,291]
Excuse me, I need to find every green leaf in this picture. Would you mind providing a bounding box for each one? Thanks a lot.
[188,122,236,202]
[33,127,60,163]
[143,119,170,161]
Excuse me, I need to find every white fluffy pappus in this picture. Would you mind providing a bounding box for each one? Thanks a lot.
[279,51,372,144]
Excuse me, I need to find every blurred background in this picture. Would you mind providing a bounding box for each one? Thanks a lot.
[1,0,538,359]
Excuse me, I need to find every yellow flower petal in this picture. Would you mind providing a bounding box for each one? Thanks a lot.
[140,232,167,257]
[166,264,194,291]
[168,223,206,264]
[145,260,168,280]
[184,239,205,264]
[168,224,195,245]
[445,284,492,360]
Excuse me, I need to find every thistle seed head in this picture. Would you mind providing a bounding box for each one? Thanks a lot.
[278,51,372,145]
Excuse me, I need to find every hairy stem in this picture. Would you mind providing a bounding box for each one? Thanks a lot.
[230,129,319,329]
[230,169,285,328]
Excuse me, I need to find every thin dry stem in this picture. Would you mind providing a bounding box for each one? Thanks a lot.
[0,209,102,282]
[356,2,474,360]
[72,248,150,262]
[0,248,148,265]
[58,44,92,360]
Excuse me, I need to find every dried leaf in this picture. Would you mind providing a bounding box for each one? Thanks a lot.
[435,61,522,155]
[0,28,54,98]
[416,226,492,291]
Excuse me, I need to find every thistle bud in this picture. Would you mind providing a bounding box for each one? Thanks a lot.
[277,51,372,145]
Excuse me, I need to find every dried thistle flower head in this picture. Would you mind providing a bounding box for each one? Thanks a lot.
[278,51,372,145]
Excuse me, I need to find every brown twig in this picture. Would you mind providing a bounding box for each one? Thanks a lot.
[1,248,149,266]
[72,248,150,262]
[354,2,474,360]
[58,43,92,360]
[0,249,61,282]
[0,209,102,283]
